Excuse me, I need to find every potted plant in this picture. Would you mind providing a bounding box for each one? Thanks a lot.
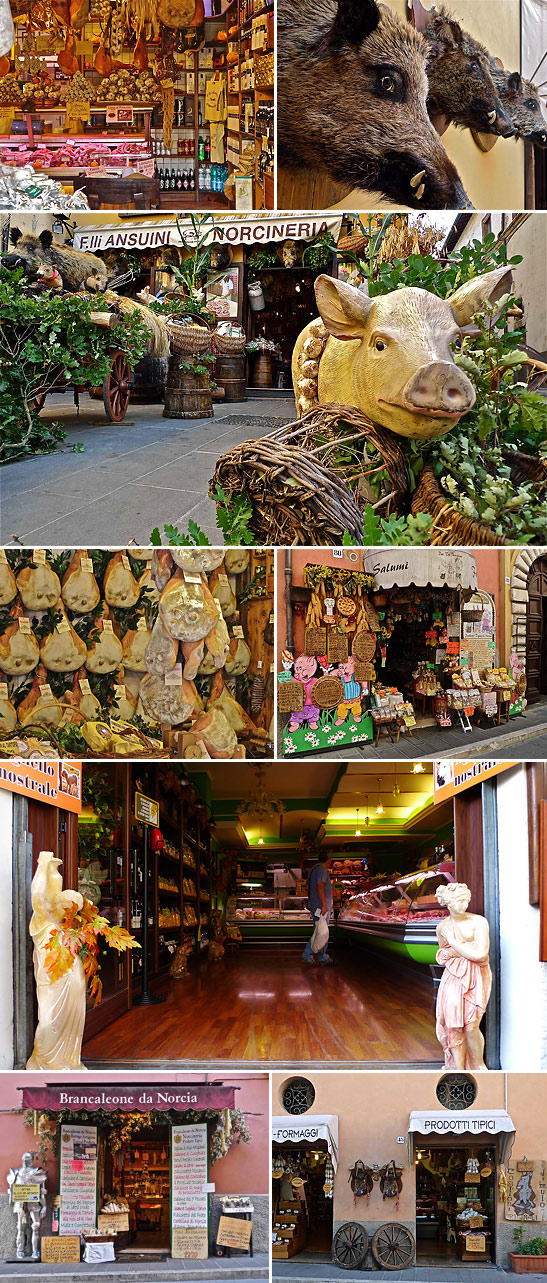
[509,1225,547,1273]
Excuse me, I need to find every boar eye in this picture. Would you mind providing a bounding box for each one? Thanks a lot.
[525,99,538,111]
[373,66,405,102]
[381,75,395,92]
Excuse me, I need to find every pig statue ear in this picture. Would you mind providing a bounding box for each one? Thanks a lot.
[330,0,380,49]
[449,266,513,327]
[315,275,374,340]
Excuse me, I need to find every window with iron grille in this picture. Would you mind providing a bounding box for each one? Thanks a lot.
[282,1077,316,1115]
[436,1073,478,1110]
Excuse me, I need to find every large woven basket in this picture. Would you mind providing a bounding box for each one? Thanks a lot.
[167,320,212,356]
[337,231,367,255]
[413,452,547,546]
[213,330,247,355]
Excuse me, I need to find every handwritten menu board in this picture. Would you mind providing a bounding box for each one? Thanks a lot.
[59,1125,98,1235]
[171,1124,209,1260]
[217,1215,252,1250]
[41,1237,81,1263]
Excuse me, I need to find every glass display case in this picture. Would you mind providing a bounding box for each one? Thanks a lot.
[337,864,455,963]
[228,893,326,943]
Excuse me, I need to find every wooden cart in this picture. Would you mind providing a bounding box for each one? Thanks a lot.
[33,311,132,423]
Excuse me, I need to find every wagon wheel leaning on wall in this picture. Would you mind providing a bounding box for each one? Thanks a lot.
[102,352,132,423]
[332,1222,369,1270]
[372,1223,415,1270]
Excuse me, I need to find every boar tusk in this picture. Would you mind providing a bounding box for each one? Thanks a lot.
[410,169,426,188]
[488,110,497,123]
[415,183,425,200]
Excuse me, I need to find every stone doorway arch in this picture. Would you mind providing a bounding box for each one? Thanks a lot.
[510,548,547,703]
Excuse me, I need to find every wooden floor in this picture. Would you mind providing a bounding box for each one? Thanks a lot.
[83,946,441,1065]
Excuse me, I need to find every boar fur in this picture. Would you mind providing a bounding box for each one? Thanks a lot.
[5,228,109,292]
[418,5,515,137]
[489,64,547,146]
[278,0,472,209]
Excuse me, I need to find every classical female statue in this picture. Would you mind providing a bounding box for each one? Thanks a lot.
[26,851,87,1071]
[435,882,492,1071]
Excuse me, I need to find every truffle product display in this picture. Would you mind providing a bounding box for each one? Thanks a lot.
[0,546,273,758]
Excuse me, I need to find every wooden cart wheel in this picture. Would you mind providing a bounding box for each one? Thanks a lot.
[103,351,131,422]
[372,1223,415,1270]
[332,1222,369,1270]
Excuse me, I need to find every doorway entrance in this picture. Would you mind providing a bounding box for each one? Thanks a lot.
[110,1126,171,1252]
[416,1145,496,1266]
[526,556,547,703]
[272,1144,334,1260]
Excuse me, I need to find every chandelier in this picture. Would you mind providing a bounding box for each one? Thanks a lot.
[237,766,285,827]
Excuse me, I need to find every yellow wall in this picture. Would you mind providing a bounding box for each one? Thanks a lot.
[273,1072,547,1228]
[336,0,524,212]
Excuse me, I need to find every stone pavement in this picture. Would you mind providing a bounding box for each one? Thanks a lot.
[273,1268,514,1280]
[0,397,292,546]
[0,1256,268,1282]
[279,698,547,760]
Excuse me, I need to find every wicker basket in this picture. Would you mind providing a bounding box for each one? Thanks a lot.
[411,467,508,546]
[311,675,344,709]
[213,330,247,355]
[167,320,212,356]
[338,231,367,255]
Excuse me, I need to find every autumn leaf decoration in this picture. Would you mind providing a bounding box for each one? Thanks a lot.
[43,896,140,1006]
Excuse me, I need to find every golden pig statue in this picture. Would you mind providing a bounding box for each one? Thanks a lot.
[292,267,512,440]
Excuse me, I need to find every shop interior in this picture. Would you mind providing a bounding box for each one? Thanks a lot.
[415,1146,496,1265]
[29,760,464,1067]
[272,1144,333,1260]
[1,0,274,210]
[105,1127,172,1251]
[244,250,335,392]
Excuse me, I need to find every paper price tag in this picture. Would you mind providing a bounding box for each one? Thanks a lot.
[269,613,274,623]
[102,619,114,633]
[57,619,70,633]
[18,618,31,634]
[183,572,202,584]
[32,549,46,565]
[122,554,131,570]
[0,683,8,699]
[114,685,126,698]
[232,625,244,638]
[39,683,53,697]
[80,557,93,573]
[218,572,229,583]
[165,663,183,687]
[79,678,92,695]
[137,617,148,631]
[257,660,263,669]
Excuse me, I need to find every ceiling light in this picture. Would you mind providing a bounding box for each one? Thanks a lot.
[258,837,264,845]
[355,807,361,836]
[392,765,400,798]
[364,796,370,828]
[412,763,425,774]
[376,779,384,816]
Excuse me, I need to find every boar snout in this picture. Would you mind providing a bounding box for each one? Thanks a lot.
[380,149,473,209]
[473,97,516,137]
[403,362,476,417]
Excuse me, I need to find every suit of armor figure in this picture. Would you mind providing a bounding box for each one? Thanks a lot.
[7,1153,47,1260]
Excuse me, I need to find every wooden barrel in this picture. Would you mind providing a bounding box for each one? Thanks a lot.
[215,353,247,403]
[253,352,272,386]
[163,355,213,419]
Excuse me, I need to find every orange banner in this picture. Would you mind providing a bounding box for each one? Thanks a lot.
[433,760,517,805]
[0,761,82,813]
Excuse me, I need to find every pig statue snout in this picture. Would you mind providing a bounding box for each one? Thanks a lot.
[403,362,476,417]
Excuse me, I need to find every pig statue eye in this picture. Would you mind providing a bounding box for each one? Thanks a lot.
[453,336,462,351]
[374,338,387,352]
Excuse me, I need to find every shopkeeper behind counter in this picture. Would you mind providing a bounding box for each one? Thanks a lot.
[302,854,334,968]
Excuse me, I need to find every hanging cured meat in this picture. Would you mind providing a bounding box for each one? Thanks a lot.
[170,549,225,574]
[94,41,114,76]
[16,562,61,610]
[58,31,78,75]
[145,614,179,676]
[0,610,40,676]
[151,549,174,593]
[133,36,148,69]
[0,560,17,607]
[40,608,87,672]
[62,551,101,613]
[157,0,197,28]
[209,566,237,619]
[0,688,17,732]
[159,572,218,642]
[69,0,89,29]
[191,708,238,758]
[122,621,152,672]
[18,665,63,728]
[138,672,201,726]
[103,552,141,608]
[86,614,124,673]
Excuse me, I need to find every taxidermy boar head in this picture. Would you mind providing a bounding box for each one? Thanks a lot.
[489,65,547,146]
[277,0,473,208]
[416,4,515,137]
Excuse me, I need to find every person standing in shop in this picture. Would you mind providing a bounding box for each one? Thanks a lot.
[302,853,334,966]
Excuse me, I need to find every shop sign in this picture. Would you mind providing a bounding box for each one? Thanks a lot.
[217,1216,252,1250]
[135,790,159,826]
[59,1125,98,1235]
[466,1234,486,1252]
[505,1159,547,1220]
[272,1115,339,1171]
[41,1237,81,1263]
[362,549,478,591]
[98,1211,130,1233]
[22,1085,235,1112]
[171,1123,209,1260]
[74,215,343,254]
[0,760,82,812]
[12,1184,40,1201]
[433,761,517,804]
[409,1110,515,1137]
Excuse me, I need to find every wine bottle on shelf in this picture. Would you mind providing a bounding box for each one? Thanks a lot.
[170,167,176,190]
[189,167,195,191]
[183,170,189,191]
[176,168,183,191]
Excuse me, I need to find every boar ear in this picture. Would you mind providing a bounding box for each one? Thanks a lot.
[330,0,380,49]
[39,229,54,250]
[410,0,436,35]
[507,71,522,93]
[492,56,505,69]
[315,275,373,340]
[449,266,513,326]
[9,227,22,246]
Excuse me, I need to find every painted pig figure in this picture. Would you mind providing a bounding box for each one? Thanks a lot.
[292,267,512,440]
[417,6,515,137]
[489,65,547,147]
[278,0,472,209]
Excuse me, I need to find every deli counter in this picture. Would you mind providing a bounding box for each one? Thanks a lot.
[227,894,337,944]
[337,865,455,964]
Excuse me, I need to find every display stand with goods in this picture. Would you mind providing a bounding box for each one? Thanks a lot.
[0,546,273,758]
[0,0,273,209]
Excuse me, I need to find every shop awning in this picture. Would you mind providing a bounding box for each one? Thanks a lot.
[73,214,343,254]
[363,549,478,591]
[408,1110,515,1164]
[272,1115,339,1172]
[20,1083,235,1113]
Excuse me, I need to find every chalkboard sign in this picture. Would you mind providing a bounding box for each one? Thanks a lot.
[217,1216,252,1251]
